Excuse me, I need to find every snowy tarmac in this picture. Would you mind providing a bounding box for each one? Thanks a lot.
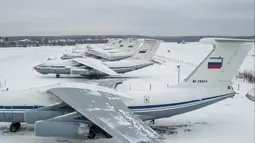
[0,43,254,143]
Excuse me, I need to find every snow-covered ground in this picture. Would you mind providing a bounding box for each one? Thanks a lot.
[0,43,254,143]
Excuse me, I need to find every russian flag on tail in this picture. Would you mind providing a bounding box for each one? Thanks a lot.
[208,57,223,69]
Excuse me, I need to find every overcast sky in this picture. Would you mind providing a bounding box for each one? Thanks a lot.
[0,0,254,36]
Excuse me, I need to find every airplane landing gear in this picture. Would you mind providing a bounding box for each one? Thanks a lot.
[87,125,112,139]
[87,128,96,139]
[103,131,112,138]
[56,74,60,78]
[150,119,155,124]
[10,122,21,132]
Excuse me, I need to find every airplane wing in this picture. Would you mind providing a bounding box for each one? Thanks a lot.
[87,48,111,57]
[73,58,118,76]
[47,87,163,143]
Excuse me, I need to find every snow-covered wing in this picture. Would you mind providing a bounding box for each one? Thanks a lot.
[47,88,163,143]
[73,58,118,76]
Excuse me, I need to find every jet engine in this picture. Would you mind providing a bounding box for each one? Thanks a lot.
[35,120,89,138]
[24,110,68,124]
[70,68,90,75]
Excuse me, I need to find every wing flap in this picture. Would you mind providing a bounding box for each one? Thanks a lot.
[47,88,163,143]
[73,58,118,76]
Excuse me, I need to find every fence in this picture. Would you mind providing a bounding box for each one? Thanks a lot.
[127,83,171,91]
[153,55,198,67]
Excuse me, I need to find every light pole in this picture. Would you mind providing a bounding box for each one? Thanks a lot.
[177,65,180,83]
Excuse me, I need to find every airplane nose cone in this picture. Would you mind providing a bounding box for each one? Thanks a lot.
[34,65,39,71]
[60,54,68,60]
[33,64,47,74]
[34,64,44,71]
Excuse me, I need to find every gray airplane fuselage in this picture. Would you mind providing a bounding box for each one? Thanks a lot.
[0,85,235,124]
[0,94,233,123]
[34,61,153,76]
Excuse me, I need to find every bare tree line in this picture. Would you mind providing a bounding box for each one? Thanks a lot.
[236,70,255,83]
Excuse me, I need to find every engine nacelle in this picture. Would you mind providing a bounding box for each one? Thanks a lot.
[35,121,89,138]
[25,110,68,124]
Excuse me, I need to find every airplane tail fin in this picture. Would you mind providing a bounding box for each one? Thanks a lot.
[120,39,138,51]
[183,38,254,86]
[130,39,162,61]
[105,38,121,47]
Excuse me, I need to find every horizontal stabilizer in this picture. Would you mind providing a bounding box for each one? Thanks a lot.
[200,38,255,44]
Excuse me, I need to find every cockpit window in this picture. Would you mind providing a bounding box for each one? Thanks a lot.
[38,64,47,67]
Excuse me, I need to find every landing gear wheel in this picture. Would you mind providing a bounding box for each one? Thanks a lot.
[56,74,60,78]
[150,119,155,124]
[87,129,96,139]
[104,131,112,138]
[10,122,21,132]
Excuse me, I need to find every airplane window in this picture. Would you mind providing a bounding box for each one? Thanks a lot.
[39,64,46,67]
[4,106,13,109]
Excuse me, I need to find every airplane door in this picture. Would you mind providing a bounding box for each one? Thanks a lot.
[4,106,13,120]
